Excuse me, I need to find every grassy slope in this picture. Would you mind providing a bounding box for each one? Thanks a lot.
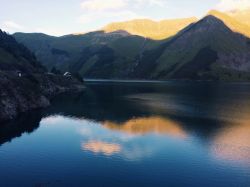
[14,31,157,76]
[0,31,44,73]
[138,15,250,80]
[12,18,197,77]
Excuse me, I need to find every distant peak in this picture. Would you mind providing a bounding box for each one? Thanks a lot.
[200,15,224,24]
[187,15,230,33]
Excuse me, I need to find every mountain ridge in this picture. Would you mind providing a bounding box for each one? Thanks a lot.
[132,15,250,80]
[208,10,250,37]
[11,10,250,81]
[103,17,197,40]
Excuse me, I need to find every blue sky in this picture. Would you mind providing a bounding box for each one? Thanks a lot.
[1,0,249,36]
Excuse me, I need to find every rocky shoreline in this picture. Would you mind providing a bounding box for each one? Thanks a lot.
[0,71,85,122]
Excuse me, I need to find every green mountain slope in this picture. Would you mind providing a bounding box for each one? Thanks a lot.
[14,30,160,78]
[134,15,250,80]
[13,13,250,81]
[0,30,45,73]
[13,17,197,73]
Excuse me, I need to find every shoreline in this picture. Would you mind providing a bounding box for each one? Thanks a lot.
[84,79,250,84]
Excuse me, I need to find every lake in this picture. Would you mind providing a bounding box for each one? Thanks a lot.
[1,81,250,187]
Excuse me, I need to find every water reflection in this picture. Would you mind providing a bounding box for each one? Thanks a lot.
[211,123,250,165]
[0,111,42,145]
[82,141,121,156]
[1,82,250,186]
[41,115,156,160]
[79,116,187,159]
[47,82,250,165]
[103,116,186,138]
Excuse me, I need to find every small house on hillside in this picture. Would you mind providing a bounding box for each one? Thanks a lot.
[15,71,22,77]
[63,72,72,77]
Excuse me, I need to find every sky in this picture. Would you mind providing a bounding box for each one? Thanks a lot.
[1,0,250,36]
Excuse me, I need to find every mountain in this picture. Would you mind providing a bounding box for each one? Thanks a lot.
[0,30,84,122]
[14,31,162,78]
[13,13,250,81]
[132,15,250,80]
[103,17,197,40]
[208,10,250,37]
[13,17,197,74]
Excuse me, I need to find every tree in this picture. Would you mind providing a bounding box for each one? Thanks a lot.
[72,72,84,83]
[51,67,61,74]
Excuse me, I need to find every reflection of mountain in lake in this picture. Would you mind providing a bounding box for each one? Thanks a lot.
[211,122,250,164]
[1,82,250,187]
[103,116,186,138]
[208,103,250,165]
[1,81,250,165]
[0,112,42,145]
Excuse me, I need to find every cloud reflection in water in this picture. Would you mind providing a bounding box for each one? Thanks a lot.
[82,141,121,156]
[211,123,250,165]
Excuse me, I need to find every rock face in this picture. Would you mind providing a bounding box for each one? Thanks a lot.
[0,72,48,121]
[0,71,84,122]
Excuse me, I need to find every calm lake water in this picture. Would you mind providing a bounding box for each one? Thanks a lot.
[1,81,250,187]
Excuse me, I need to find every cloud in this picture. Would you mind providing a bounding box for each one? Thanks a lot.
[78,10,142,25]
[134,0,166,7]
[216,0,250,11]
[80,0,166,11]
[77,10,146,33]
[1,20,64,36]
[1,20,25,33]
[78,0,166,31]
[2,21,24,30]
[149,0,165,7]
[81,0,126,11]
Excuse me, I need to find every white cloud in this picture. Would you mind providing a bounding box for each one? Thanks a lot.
[1,20,25,33]
[134,0,166,7]
[216,0,250,11]
[2,21,24,30]
[77,10,146,33]
[80,0,166,11]
[81,0,126,11]
[78,10,142,25]
[150,0,165,7]
[78,0,166,31]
